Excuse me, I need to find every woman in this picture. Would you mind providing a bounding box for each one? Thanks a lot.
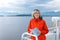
[27,9,49,40]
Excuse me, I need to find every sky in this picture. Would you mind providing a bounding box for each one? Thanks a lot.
[0,0,60,15]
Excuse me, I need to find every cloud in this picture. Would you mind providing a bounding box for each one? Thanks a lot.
[32,0,60,12]
[0,0,60,14]
[0,0,16,7]
[0,0,37,8]
[0,0,38,13]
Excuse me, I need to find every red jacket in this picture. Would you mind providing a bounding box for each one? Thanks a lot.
[28,18,49,40]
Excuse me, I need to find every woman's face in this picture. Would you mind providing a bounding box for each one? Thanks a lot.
[33,11,40,19]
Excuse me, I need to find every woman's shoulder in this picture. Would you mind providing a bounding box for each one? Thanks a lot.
[29,18,36,22]
[30,18,34,21]
[41,19,46,23]
[30,18,46,21]
[42,19,46,23]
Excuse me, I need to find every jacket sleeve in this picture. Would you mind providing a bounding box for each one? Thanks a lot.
[27,20,32,33]
[41,20,49,35]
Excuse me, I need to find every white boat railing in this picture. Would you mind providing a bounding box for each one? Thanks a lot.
[21,32,38,40]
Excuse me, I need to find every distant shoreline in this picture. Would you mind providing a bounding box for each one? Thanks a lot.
[0,14,60,17]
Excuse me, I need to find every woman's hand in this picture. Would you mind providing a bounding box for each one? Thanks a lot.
[37,30,41,35]
[30,29,33,34]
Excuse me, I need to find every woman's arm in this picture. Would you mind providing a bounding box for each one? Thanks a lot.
[41,20,49,35]
[28,20,32,33]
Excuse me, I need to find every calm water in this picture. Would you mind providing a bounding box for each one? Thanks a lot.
[0,16,57,40]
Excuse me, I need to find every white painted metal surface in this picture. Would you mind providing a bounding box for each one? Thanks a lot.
[21,32,38,40]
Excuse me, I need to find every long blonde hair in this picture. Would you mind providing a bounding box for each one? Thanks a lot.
[32,9,42,20]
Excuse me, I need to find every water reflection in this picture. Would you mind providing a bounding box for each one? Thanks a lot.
[0,16,59,40]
